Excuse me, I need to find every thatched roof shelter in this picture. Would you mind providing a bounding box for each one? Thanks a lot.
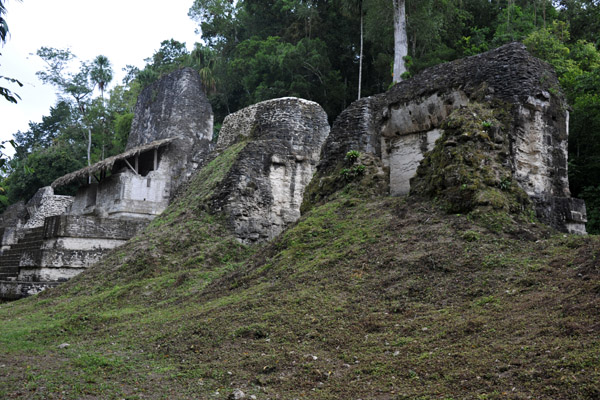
[51,138,175,188]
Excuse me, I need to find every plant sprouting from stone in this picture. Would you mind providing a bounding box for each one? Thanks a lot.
[499,176,512,191]
[341,164,366,180]
[345,150,360,163]
[342,150,366,180]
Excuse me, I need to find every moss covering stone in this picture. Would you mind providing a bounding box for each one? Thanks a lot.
[410,102,531,215]
[301,151,388,214]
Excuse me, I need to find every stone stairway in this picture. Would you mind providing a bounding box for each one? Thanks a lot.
[0,227,44,281]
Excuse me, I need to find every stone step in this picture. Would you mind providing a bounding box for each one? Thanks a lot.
[19,237,44,243]
[14,232,44,243]
[0,266,18,274]
[6,241,42,249]
[0,274,17,281]
[0,255,20,261]
[8,244,43,252]
[17,236,43,242]
[0,252,20,258]
[0,279,61,300]
[1,249,16,256]
[0,257,21,265]
[0,254,21,259]
[20,233,44,240]
[18,231,43,238]
[23,227,44,234]
[6,243,41,250]
[23,231,43,237]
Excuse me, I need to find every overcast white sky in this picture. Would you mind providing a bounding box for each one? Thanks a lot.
[0,0,200,151]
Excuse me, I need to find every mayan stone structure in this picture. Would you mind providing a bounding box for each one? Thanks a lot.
[0,68,214,299]
[314,42,586,234]
[213,97,330,244]
[0,43,589,300]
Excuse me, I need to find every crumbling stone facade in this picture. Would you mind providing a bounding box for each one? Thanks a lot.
[0,202,27,254]
[62,67,215,220]
[214,97,330,244]
[0,68,215,299]
[23,188,74,229]
[314,42,586,234]
[128,67,214,187]
[66,141,174,220]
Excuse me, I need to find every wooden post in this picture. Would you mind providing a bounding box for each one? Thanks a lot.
[154,148,158,170]
[124,159,139,175]
[135,154,139,173]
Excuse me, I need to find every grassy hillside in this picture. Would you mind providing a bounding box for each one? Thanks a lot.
[1,139,599,399]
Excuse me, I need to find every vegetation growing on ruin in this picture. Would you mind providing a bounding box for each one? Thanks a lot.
[411,102,531,217]
[59,140,252,293]
[0,2,598,399]
[301,149,389,214]
[1,178,599,398]
[0,123,598,398]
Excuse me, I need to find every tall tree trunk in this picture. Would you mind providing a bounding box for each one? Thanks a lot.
[358,5,363,99]
[542,0,547,29]
[87,126,92,184]
[100,88,105,161]
[392,0,408,83]
[507,0,512,41]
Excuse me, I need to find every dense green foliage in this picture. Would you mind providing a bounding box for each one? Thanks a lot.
[1,50,137,207]
[3,0,600,231]
[0,0,23,105]
[520,15,600,232]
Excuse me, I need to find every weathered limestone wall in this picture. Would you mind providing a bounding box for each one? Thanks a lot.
[44,215,148,240]
[69,184,98,216]
[380,91,469,195]
[0,201,27,228]
[0,215,147,287]
[0,201,27,252]
[15,215,148,283]
[214,97,330,244]
[0,281,60,300]
[68,156,171,220]
[23,187,73,229]
[128,67,214,150]
[128,67,214,188]
[96,174,168,219]
[315,42,586,233]
[79,170,170,220]
[385,129,442,196]
[68,67,215,219]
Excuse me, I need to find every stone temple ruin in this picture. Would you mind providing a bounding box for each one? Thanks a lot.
[0,43,588,300]
[212,97,330,244]
[315,42,587,234]
[0,67,214,299]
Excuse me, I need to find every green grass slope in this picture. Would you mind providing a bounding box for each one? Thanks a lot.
[1,138,599,399]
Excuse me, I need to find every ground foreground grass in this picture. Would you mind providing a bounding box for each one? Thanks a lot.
[0,186,598,399]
